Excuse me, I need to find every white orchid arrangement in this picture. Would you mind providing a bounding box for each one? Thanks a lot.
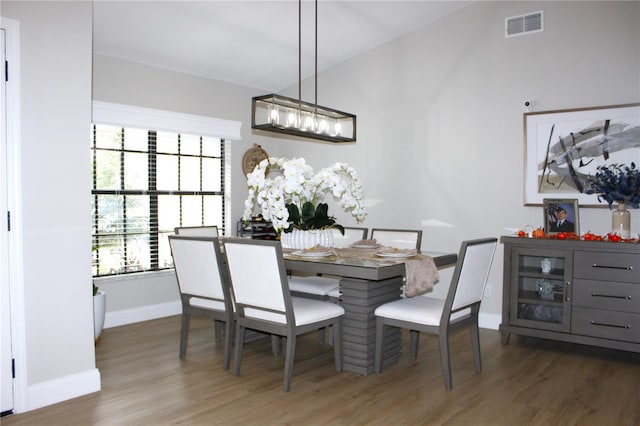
[243,157,367,232]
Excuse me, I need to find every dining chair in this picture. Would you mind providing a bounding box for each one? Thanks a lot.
[370,228,422,251]
[173,227,225,336]
[168,235,234,371]
[370,228,423,298]
[223,238,345,392]
[331,226,368,248]
[174,225,219,237]
[374,237,497,390]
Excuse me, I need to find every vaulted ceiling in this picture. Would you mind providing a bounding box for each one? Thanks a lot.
[93,1,474,92]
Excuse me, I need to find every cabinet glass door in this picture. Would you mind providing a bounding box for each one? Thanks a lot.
[511,248,571,332]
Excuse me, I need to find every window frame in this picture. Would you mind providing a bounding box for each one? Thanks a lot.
[91,102,241,278]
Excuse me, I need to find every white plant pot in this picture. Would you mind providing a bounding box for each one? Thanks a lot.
[280,228,334,250]
[94,290,106,341]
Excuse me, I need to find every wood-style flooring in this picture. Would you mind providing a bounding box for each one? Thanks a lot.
[3,315,639,425]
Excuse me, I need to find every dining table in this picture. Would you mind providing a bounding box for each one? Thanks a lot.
[284,247,457,375]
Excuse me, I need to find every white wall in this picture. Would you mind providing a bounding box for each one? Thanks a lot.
[275,0,640,324]
[2,0,99,412]
[91,54,288,325]
[2,0,638,413]
[92,1,639,331]
[91,53,287,218]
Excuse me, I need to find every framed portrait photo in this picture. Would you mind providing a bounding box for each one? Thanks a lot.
[543,198,580,235]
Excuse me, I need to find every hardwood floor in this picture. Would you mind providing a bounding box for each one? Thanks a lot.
[4,315,640,425]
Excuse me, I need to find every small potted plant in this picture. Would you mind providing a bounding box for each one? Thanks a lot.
[585,162,640,238]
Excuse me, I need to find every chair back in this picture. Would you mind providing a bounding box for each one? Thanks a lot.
[447,238,497,313]
[371,228,422,251]
[175,225,219,237]
[223,239,292,324]
[168,235,230,310]
[331,227,368,248]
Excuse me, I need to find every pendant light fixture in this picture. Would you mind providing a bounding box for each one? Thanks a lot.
[251,0,356,143]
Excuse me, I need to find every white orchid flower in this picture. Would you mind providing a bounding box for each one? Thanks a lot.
[242,157,367,232]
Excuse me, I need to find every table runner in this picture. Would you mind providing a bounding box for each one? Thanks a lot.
[285,245,440,296]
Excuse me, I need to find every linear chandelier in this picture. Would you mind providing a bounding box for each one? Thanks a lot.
[251,0,356,143]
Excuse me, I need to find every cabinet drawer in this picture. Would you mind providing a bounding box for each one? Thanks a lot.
[573,251,640,283]
[574,279,640,313]
[572,307,640,343]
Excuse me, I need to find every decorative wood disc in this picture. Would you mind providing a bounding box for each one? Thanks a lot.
[242,144,269,177]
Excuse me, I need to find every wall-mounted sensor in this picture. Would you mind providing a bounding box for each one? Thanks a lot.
[524,100,534,112]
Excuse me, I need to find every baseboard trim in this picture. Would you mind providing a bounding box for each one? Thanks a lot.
[104,301,182,328]
[25,369,100,412]
[104,301,500,330]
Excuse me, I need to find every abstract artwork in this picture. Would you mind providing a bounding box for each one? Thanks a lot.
[524,103,640,205]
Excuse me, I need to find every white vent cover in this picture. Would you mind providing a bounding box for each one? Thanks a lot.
[505,11,544,38]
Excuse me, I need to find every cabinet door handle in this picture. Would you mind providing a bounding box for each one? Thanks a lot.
[590,321,631,330]
[592,263,633,271]
[591,293,632,300]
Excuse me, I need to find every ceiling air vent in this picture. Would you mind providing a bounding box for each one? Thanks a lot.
[505,11,543,38]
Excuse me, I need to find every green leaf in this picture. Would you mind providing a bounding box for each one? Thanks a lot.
[332,224,345,235]
[286,201,339,230]
[301,202,316,222]
[315,203,329,218]
[286,203,301,225]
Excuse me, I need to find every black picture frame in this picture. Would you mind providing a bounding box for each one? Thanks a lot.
[524,103,640,206]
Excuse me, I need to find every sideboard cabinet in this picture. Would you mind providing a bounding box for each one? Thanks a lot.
[500,236,640,353]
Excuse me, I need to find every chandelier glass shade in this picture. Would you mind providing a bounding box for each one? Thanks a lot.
[252,94,356,143]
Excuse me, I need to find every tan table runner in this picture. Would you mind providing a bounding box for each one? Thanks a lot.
[285,245,439,297]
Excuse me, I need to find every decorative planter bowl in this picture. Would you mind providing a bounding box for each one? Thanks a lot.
[94,290,106,341]
[280,229,334,250]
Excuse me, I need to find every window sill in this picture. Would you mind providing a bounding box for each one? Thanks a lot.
[94,269,174,285]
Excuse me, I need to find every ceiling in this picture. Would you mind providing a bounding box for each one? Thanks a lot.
[93,0,474,92]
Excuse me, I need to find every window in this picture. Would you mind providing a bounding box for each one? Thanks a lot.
[91,124,225,277]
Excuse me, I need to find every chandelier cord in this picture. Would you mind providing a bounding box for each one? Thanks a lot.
[315,0,318,106]
[298,0,302,103]
[250,0,354,142]
[297,0,319,107]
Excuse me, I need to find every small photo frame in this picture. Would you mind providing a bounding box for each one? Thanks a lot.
[543,199,580,235]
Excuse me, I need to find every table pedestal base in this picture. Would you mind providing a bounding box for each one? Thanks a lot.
[339,276,404,375]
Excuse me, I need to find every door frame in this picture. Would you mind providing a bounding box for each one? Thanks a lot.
[1,16,27,415]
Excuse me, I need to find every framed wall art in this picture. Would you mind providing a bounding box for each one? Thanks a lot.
[543,198,579,235]
[524,103,640,205]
